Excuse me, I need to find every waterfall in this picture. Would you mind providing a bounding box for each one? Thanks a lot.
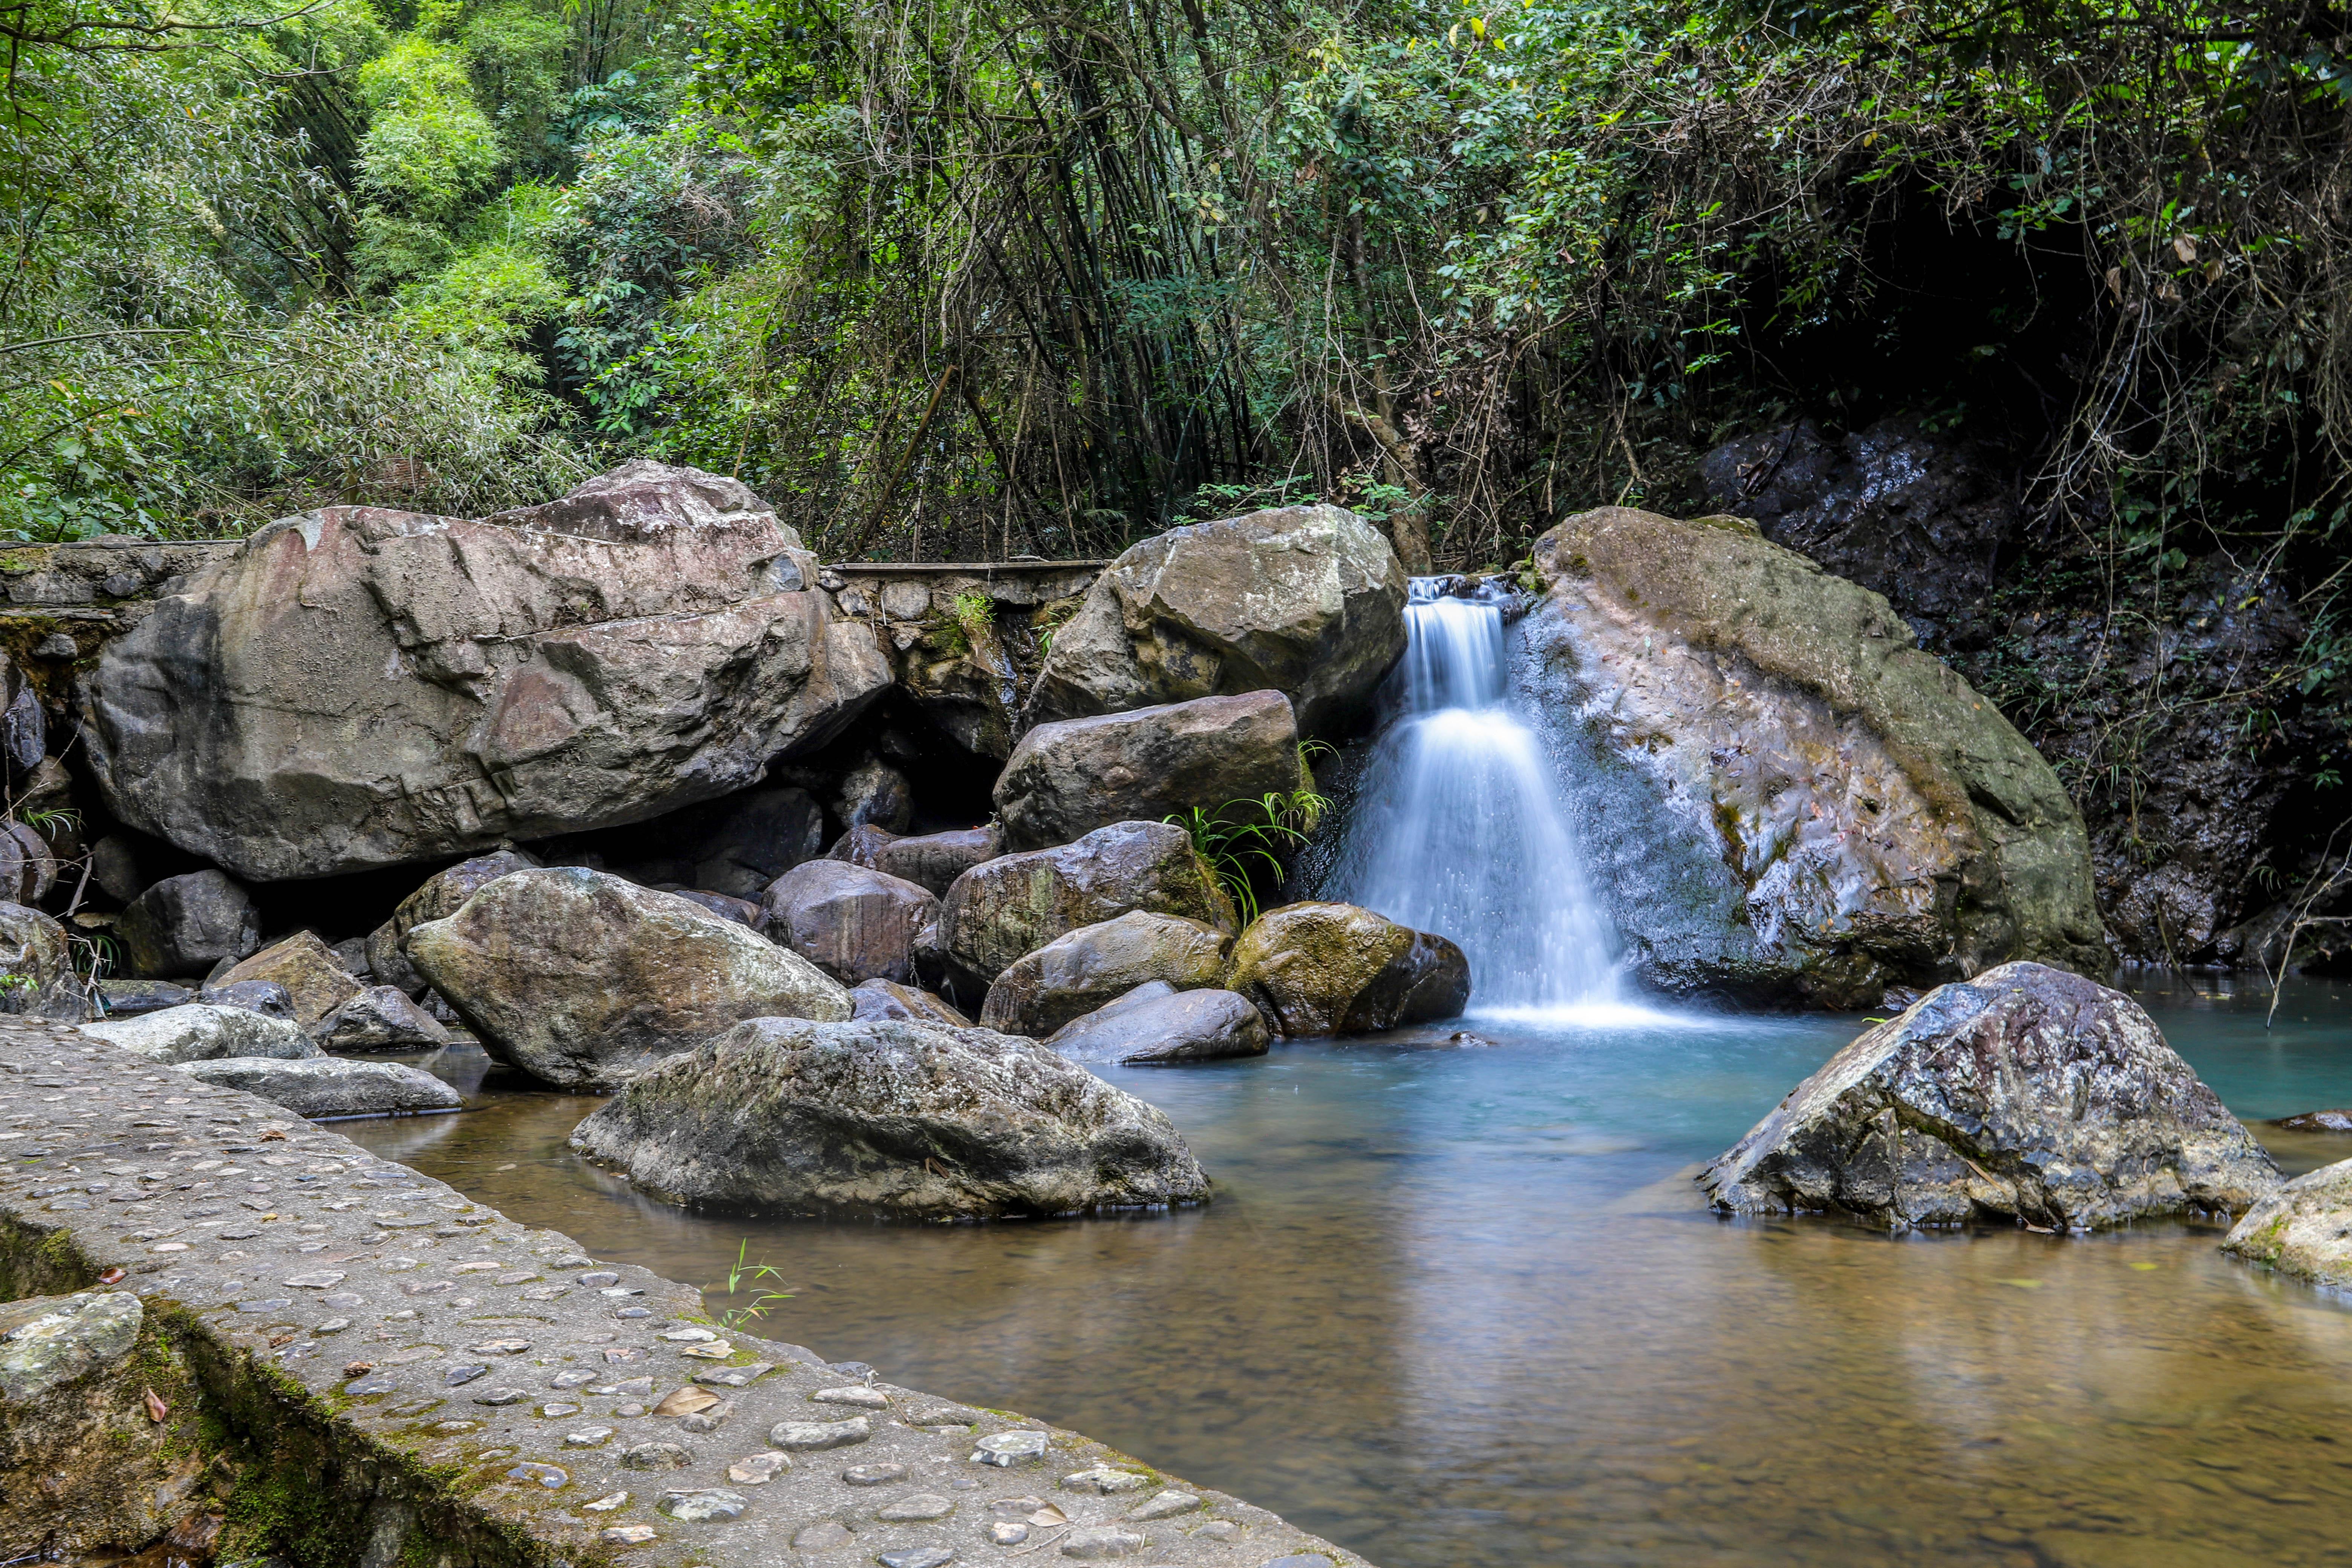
[1328,578,1625,1020]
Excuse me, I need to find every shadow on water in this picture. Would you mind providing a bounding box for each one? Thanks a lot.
[347,976,2352,1568]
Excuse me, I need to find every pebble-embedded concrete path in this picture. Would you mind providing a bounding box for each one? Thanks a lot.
[0,1016,1371,1568]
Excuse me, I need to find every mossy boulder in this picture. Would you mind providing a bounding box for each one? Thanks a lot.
[2224,1158,2352,1286]
[937,820,1236,982]
[1225,901,1468,1037]
[1521,505,2107,1006]
[979,910,1234,1037]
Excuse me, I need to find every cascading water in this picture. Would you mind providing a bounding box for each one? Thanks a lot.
[1328,578,1625,1020]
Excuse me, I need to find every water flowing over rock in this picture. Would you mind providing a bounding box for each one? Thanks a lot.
[761,860,939,986]
[1521,506,2107,1006]
[1047,984,1269,1065]
[1029,505,1408,736]
[938,820,1237,982]
[2223,1159,2352,1286]
[1322,580,1619,1013]
[78,1003,320,1064]
[980,911,1234,1036]
[176,1055,461,1119]
[215,931,360,1027]
[82,462,892,880]
[1226,902,1470,1036]
[994,691,1304,852]
[406,866,852,1090]
[117,870,259,979]
[568,1016,1211,1220]
[1701,962,2279,1229]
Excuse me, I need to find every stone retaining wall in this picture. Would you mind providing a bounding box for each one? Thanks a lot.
[0,1017,1364,1568]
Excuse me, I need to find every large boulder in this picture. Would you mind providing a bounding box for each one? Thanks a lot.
[177,1055,461,1119]
[78,1003,320,1065]
[1701,962,2280,1229]
[848,978,971,1027]
[214,931,361,1027]
[1521,506,2106,1007]
[366,849,538,997]
[116,870,259,978]
[82,462,892,880]
[978,911,1233,1037]
[760,860,939,986]
[406,866,852,1090]
[2224,1159,2352,1286]
[835,824,1001,899]
[1047,983,1269,1065]
[316,985,455,1052]
[568,1016,1211,1219]
[937,820,1237,982]
[1029,505,1408,737]
[0,903,86,1020]
[994,691,1304,852]
[1226,902,1469,1036]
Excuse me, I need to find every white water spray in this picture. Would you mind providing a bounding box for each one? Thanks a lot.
[1331,579,1631,1022]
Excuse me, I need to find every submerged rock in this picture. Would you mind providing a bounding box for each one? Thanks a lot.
[2223,1159,2352,1286]
[116,870,259,979]
[1046,984,1269,1065]
[1701,962,2279,1229]
[569,1016,1211,1220]
[2269,1109,2352,1133]
[1029,504,1407,737]
[979,911,1233,1037]
[177,1055,461,1118]
[848,979,971,1027]
[316,985,455,1052]
[1225,902,1470,1037]
[406,866,851,1090]
[937,820,1236,982]
[79,1003,320,1064]
[1521,505,2107,1006]
[994,691,1305,852]
[761,860,939,986]
[83,462,890,880]
[216,931,361,1027]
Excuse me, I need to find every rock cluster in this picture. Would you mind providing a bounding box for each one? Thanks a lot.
[1701,962,2280,1229]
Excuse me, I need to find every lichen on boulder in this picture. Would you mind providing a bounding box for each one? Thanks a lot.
[2223,1158,2352,1287]
[1225,901,1469,1037]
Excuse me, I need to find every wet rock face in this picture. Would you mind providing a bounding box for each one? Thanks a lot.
[1523,505,2106,1007]
[1047,984,1269,1065]
[761,860,939,987]
[83,462,891,881]
[174,1054,461,1118]
[938,821,1237,982]
[1225,902,1469,1037]
[1702,962,2280,1229]
[406,866,853,1090]
[994,692,1303,853]
[79,1002,319,1064]
[569,1016,1212,1220]
[2223,1158,2352,1286]
[1029,505,1408,737]
[979,911,1233,1037]
[117,871,259,979]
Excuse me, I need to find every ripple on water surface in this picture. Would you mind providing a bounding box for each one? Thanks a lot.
[348,975,2352,1568]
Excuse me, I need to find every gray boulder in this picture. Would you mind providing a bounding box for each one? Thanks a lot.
[938,820,1236,982]
[0,902,86,1020]
[761,861,939,986]
[661,888,767,931]
[833,756,913,835]
[2225,1158,2352,1286]
[316,985,454,1052]
[1701,962,2280,1229]
[1225,902,1470,1036]
[978,911,1233,1037]
[0,1292,141,1403]
[83,462,890,880]
[176,1054,461,1118]
[366,849,539,997]
[569,1016,1211,1219]
[1047,984,1269,1065]
[406,866,852,1090]
[848,979,972,1027]
[116,870,259,978]
[196,979,298,1020]
[1029,505,1407,737]
[214,930,361,1027]
[994,691,1304,852]
[833,824,1000,899]
[94,978,193,1017]
[78,1003,320,1064]
[1520,505,2107,1006]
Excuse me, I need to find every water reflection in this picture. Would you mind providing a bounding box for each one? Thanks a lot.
[346,979,2352,1567]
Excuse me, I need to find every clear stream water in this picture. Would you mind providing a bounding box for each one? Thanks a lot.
[352,979,2352,1568]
